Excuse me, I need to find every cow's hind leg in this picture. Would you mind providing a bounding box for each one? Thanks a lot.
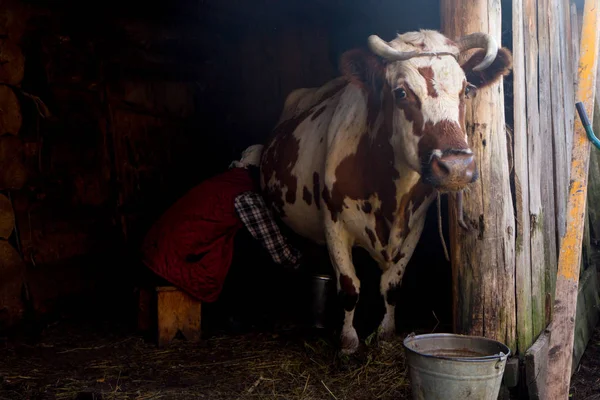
[325,229,360,354]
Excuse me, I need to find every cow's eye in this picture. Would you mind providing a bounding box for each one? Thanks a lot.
[394,88,407,99]
[465,84,477,97]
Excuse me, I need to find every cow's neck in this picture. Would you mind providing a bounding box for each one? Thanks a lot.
[367,90,437,252]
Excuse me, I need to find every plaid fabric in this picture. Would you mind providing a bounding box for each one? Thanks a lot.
[234,191,302,268]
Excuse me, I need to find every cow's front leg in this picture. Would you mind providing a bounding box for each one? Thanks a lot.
[378,260,408,341]
[378,218,428,342]
[325,225,360,355]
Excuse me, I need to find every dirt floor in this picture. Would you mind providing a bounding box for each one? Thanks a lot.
[0,317,412,400]
[571,323,600,399]
[3,312,600,400]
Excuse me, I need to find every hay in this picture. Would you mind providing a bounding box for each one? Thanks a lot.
[0,321,412,400]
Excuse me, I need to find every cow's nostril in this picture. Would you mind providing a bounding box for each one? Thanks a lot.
[432,157,450,177]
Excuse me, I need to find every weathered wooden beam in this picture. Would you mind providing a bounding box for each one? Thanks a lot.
[525,329,550,400]
[546,0,600,397]
[586,46,600,241]
[547,0,570,328]
[571,265,600,373]
[526,266,600,397]
[532,0,549,340]
[441,0,516,352]
[512,0,534,355]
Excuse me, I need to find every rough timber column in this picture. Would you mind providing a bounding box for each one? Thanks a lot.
[441,0,517,351]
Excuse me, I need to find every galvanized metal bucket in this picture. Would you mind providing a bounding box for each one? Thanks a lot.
[403,333,510,400]
[310,274,334,329]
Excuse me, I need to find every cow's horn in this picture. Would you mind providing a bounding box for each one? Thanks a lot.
[368,35,420,61]
[368,35,458,62]
[456,33,499,71]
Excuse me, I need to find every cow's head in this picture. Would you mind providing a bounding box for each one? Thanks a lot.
[340,30,512,192]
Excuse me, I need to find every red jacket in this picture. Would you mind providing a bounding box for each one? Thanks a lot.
[141,168,257,302]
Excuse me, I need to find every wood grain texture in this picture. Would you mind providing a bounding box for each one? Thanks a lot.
[441,0,516,352]
[512,0,533,354]
[544,0,570,328]
[156,286,201,348]
[525,330,550,400]
[546,0,600,396]
[532,0,550,340]
[589,67,600,241]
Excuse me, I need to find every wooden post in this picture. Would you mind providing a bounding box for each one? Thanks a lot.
[441,0,516,351]
[546,0,600,397]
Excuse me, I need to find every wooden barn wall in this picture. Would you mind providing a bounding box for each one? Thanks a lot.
[510,0,577,355]
[442,0,578,360]
[0,0,443,329]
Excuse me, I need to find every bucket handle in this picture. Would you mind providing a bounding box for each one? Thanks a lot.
[495,352,507,369]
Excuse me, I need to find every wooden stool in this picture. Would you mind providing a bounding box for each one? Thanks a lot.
[155,286,202,347]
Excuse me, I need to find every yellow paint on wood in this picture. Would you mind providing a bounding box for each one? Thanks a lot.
[557,0,600,282]
[547,0,600,398]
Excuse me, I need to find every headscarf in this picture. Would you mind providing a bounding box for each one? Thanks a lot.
[229,144,264,169]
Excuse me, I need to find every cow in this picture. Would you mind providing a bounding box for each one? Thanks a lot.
[260,29,513,354]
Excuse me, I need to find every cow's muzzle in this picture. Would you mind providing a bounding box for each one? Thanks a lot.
[424,150,478,191]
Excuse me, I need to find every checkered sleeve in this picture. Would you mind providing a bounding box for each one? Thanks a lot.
[234,191,302,268]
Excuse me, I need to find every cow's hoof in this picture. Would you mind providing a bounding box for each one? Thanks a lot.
[340,329,359,355]
[377,317,396,342]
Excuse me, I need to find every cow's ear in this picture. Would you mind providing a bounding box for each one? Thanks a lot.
[340,49,386,94]
[461,47,513,89]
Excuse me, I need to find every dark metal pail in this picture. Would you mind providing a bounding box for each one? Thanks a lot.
[310,274,334,329]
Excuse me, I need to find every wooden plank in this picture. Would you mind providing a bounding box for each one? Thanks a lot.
[546,0,600,396]
[441,0,517,352]
[512,0,534,354]
[525,329,550,400]
[561,0,574,154]
[545,0,569,328]
[571,266,600,372]
[586,52,600,240]
[572,4,581,91]
[532,0,551,339]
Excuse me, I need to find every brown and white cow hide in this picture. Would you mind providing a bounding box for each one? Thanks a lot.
[260,29,513,354]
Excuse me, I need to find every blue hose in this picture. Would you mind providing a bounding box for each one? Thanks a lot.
[576,102,600,150]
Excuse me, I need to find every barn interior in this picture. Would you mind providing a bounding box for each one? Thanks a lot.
[0,0,516,398]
